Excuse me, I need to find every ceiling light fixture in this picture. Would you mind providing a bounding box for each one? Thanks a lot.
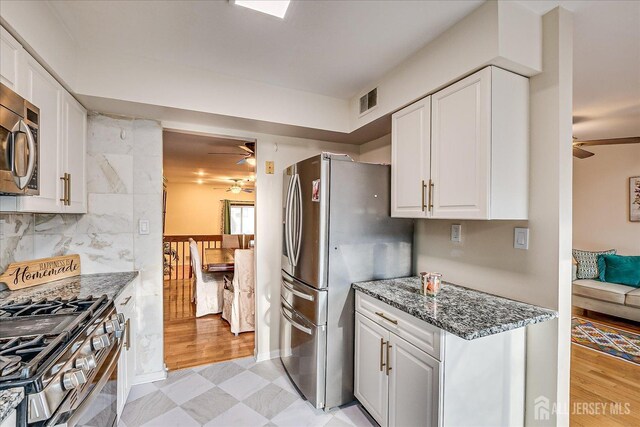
[246,156,256,166]
[233,0,290,19]
[230,185,242,194]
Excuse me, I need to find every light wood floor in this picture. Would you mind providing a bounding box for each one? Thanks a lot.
[570,307,640,427]
[163,279,255,371]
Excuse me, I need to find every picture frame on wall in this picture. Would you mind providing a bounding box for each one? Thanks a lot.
[631,176,640,222]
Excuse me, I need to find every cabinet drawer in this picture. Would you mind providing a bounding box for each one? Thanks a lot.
[356,292,442,361]
[115,283,135,316]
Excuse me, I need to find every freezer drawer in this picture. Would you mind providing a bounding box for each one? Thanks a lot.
[280,298,327,409]
[281,271,327,325]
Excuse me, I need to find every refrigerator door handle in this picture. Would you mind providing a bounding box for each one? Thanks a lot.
[281,305,313,335]
[285,174,295,265]
[293,174,303,266]
[282,279,314,301]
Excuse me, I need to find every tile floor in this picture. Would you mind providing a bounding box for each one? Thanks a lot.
[119,356,378,427]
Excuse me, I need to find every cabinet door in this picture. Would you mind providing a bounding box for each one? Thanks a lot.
[116,288,136,417]
[391,96,430,218]
[62,93,87,213]
[388,334,440,427]
[17,56,63,213]
[431,68,491,219]
[0,27,24,94]
[355,313,389,427]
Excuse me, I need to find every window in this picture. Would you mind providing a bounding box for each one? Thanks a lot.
[230,204,255,234]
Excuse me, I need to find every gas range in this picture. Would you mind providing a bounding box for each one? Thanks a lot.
[0,296,125,426]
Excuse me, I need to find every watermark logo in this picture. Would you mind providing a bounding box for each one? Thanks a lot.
[534,396,550,421]
[534,395,631,420]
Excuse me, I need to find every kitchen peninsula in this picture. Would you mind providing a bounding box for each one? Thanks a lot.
[353,277,557,427]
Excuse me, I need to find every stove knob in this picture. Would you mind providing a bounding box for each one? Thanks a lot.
[91,334,111,351]
[75,355,97,371]
[103,320,118,334]
[62,369,87,390]
[111,313,125,325]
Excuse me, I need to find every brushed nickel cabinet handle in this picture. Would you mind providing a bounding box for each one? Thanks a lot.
[386,343,392,375]
[67,173,71,205]
[60,175,67,204]
[125,318,131,351]
[380,338,386,372]
[428,179,434,211]
[120,296,132,306]
[375,311,398,325]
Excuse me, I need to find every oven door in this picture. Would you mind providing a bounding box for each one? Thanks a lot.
[49,336,123,427]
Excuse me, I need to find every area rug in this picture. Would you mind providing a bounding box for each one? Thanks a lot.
[571,317,640,365]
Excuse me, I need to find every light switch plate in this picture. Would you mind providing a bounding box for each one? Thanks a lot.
[514,227,529,250]
[265,161,274,174]
[451,224,462,242]
[139,219,150,235]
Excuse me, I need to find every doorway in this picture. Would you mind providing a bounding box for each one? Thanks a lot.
[161,129,257,371]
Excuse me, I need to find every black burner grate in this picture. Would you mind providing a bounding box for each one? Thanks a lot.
[0,297,97,318]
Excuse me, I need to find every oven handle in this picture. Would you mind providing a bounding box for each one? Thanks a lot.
[60,335,124,427]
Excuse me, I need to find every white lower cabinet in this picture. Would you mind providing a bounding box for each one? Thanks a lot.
[115,279,137,418]
[388,333,440,427]
[354,314,389,426]
[355,291,526,427]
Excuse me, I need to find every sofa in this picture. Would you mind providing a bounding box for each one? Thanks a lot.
[572,263,640,322]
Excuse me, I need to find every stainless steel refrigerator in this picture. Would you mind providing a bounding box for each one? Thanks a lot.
[280,153,413,410]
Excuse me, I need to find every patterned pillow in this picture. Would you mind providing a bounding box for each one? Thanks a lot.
[572,249,616,280]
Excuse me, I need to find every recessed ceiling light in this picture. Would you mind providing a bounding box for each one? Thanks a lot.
[196,179,204,185]
[233,0,290,19]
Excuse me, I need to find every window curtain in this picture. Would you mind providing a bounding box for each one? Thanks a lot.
[221,200,254,234]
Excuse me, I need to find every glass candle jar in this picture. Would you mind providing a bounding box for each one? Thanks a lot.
[420,272,428,295]
[426,273,442,297]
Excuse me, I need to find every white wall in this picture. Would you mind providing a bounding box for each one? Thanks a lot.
[573,144,640,255]
[413,8,573,426]
[162,120,360,361]
[359,134,391,164]
[349,1,542,130]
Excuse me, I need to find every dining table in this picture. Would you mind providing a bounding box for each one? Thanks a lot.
[203,248,236,272]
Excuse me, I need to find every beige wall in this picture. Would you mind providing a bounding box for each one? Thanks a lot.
[164,182,254,235]
[573,144,640,255]
[359,134,391,164]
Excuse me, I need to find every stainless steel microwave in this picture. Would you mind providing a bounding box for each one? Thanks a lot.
[0,83,39,195]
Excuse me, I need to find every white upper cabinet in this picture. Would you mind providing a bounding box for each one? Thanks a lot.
[62,92,87,213]
[391,96,431,218]
[0,26,87,214]
[0,27,24,95]
[391,66,529,220]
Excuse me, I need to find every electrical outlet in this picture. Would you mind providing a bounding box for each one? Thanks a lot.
[138,219,150,235]
[451,224,462,242]
[265,161,274,174]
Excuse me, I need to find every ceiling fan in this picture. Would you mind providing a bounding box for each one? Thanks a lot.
[208,142,256,166]
[213,179,254,194]
[572,136,640,159]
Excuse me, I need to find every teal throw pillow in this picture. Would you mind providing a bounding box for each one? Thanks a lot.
[599,255,640,287]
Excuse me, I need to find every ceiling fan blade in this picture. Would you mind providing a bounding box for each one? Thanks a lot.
[207,152,245,156]
[237,158,247,165]
[573,147,595,159]
[574,136,640,146]
[238,145,254,154]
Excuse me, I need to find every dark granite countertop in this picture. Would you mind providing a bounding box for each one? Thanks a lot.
[0,272,138,304]
[0,388,23,423]
[353,276,558,340]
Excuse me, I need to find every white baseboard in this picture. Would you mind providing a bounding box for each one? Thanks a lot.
[132,369,167,385]
[255,349,280,363]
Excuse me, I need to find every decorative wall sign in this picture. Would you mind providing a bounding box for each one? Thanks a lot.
[0,255,81,290]
[631,176,640,222]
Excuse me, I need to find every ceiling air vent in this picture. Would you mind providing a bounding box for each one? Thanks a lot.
[359,88,378,115]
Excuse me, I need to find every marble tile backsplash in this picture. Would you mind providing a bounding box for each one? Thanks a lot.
[0,113,165,381]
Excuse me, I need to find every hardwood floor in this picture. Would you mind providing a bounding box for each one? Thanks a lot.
[570,307,640,427]
[163,279,255,371]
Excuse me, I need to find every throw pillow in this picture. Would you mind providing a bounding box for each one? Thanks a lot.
[572,249,616,279]
[599,255,640,287]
